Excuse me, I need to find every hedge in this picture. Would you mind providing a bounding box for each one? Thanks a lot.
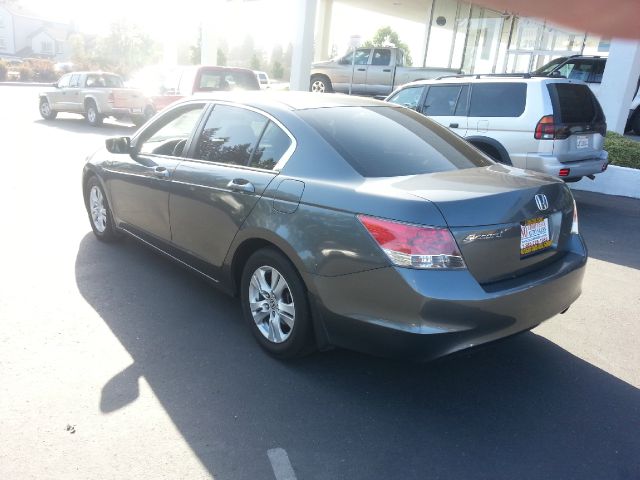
[605,131,640,170]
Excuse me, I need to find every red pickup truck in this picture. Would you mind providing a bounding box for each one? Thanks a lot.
[134,65,261,115]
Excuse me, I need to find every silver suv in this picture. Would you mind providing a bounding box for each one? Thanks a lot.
[386,75,609,181]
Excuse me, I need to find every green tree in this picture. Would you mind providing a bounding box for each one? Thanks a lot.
[363,26,413,66]
[250,54,261,70]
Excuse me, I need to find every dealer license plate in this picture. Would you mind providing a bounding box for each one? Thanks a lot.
[576,135,589,149]
[131,108,143,114]
[521,217,551,256]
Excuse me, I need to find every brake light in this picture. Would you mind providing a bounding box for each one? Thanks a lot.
[571,197,579,234]
[535,115,555,140]
[357,215,465,269]
[559,168,570,177]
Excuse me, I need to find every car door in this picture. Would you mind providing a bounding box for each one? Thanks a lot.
[105,102,208,242]
[420,84,469,136]
[64,73,84,112]
[366,49,394,95]
[169,103,291,272]
[332,49,371,94]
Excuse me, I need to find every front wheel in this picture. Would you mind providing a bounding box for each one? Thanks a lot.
[241,248,315,359]
[39,98,57,120]
[85,177,119,242]
[309,75,332,93]
[85,102,104,126]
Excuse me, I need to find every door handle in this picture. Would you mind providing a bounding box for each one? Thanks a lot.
[357,68,366,71]
[227,178,255,194]
[153,166,170,179]
[383,69,391,72]
[449,123,459,128]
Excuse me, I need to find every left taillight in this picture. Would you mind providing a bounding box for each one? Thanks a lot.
[357,215,466,269]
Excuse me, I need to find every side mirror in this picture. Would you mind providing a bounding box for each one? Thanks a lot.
[105,136,132,154]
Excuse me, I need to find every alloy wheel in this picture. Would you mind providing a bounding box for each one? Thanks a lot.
[311,80,326,93]
[248,266,296,343]
[89,185,107,233]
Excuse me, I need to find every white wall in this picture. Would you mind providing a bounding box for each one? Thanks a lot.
[0,6,16,55]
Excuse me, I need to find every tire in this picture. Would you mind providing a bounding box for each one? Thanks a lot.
[39,98,57,120]
[85,176,120,242]
[132,116,146,128]
[309,75,333,93]
[472,142,512,165]
[133,106,155,128]
[85,101,104,126]
[241,248,315,359]
[632,110,640,135]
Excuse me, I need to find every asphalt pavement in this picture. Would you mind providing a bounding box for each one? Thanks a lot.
[0,85,638,480]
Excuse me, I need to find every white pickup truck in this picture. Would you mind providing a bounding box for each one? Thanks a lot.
[39,71,151,127]
[310,47,460,97]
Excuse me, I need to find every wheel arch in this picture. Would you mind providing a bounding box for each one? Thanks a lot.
[84,95,101,113]
[309,73,332,91]
[465,135,512,165]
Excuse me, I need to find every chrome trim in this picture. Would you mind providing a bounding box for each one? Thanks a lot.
[119,227,220,283]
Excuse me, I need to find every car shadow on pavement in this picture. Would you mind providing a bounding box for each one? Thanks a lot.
[34,117,136,136]
[573,190,640,270]
[75,233,640,480]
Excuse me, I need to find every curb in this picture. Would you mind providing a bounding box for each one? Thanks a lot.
[570,165,640,199]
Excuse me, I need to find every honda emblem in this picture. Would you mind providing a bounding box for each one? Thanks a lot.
[535,194,549,211]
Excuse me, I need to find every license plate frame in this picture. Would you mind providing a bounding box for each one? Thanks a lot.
[520,217,551,257]
[576,135,589,149]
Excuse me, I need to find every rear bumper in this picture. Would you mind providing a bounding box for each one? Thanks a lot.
[102,106,146,117]
[527,151,608,179]
[309,234,587,361]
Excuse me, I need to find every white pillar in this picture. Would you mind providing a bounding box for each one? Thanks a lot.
[314,0,333,61]
[201,1,226,65]
[290,0,318,91]
[598,39,640,134]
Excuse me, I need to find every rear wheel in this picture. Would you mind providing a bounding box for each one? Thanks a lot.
[310,75,332,93]
[85,177,119,242]
[85,101,104,127]
[39,98,57,120]
[241,248,315,359]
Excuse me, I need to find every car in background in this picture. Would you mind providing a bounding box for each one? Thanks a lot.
[39,71,150,126]
[532,55,640,134]
[82,92,586,361]
[254,70,271,89]
[131,65,261,115]
[386,75,609,181]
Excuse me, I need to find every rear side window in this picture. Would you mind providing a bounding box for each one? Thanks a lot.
[249,122,292,170]
[387,86,425,110]
[372,49,391,66]
[194,104,268,165]
[198,70,259,91]
[298,106,493,178]
[547,83,603,124]
[469,83,527,117]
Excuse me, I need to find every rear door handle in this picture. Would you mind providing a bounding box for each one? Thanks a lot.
[383,69,391,72]
[357,68,366,71]
[227,178,255,194]
[153,166,170,179]
[449,123,459,128]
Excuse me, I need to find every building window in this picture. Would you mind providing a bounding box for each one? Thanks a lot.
[41,41,53,53]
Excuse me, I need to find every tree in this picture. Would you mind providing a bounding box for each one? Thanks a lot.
[250,54,261,70]
[363,26,413,66]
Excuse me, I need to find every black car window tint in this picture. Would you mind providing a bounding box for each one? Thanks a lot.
[454,85,469,115]
[388,86,425,110]
[423,85,462,116]
[249,121,292,170]
[372,49,391,66]
[195,105,268,165]
[138,105,205,156]
[469,83,526,117]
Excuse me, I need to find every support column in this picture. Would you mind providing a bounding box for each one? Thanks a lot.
[598,39,640,134]
[290,0,318,91]
[201,0,226,65]
[314,0,333,61]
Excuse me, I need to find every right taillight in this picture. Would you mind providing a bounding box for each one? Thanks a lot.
[571,197,579,234]
[357,215,466,269]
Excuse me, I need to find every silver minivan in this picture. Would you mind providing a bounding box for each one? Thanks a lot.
[386,76,609,181]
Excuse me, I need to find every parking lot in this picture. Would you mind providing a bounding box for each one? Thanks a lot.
[0,85,638,479]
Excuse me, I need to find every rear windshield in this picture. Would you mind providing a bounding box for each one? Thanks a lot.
[547,83,604,124]
[298,106,493,178]
[197,69,260,91]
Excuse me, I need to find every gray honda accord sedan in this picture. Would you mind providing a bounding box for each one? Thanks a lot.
[82,91,587,360]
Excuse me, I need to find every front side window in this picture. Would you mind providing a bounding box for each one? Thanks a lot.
[249,122,292,170]
[342,49,371,65]
[69,74,80,87]
[469,83,527,117]
[57,74,71,88]
[138,104,205,156]
[194,104,268,165]
[387,86,425,110]
[372,49,391,66]
[423,85,464,116]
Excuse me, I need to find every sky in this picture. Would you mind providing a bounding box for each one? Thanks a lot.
[17,0,426,59]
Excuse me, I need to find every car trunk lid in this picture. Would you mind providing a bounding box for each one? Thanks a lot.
[385,165,575,284]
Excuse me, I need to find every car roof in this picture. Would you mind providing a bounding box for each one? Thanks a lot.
[399,76,590,88]
[188,91,388,110]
